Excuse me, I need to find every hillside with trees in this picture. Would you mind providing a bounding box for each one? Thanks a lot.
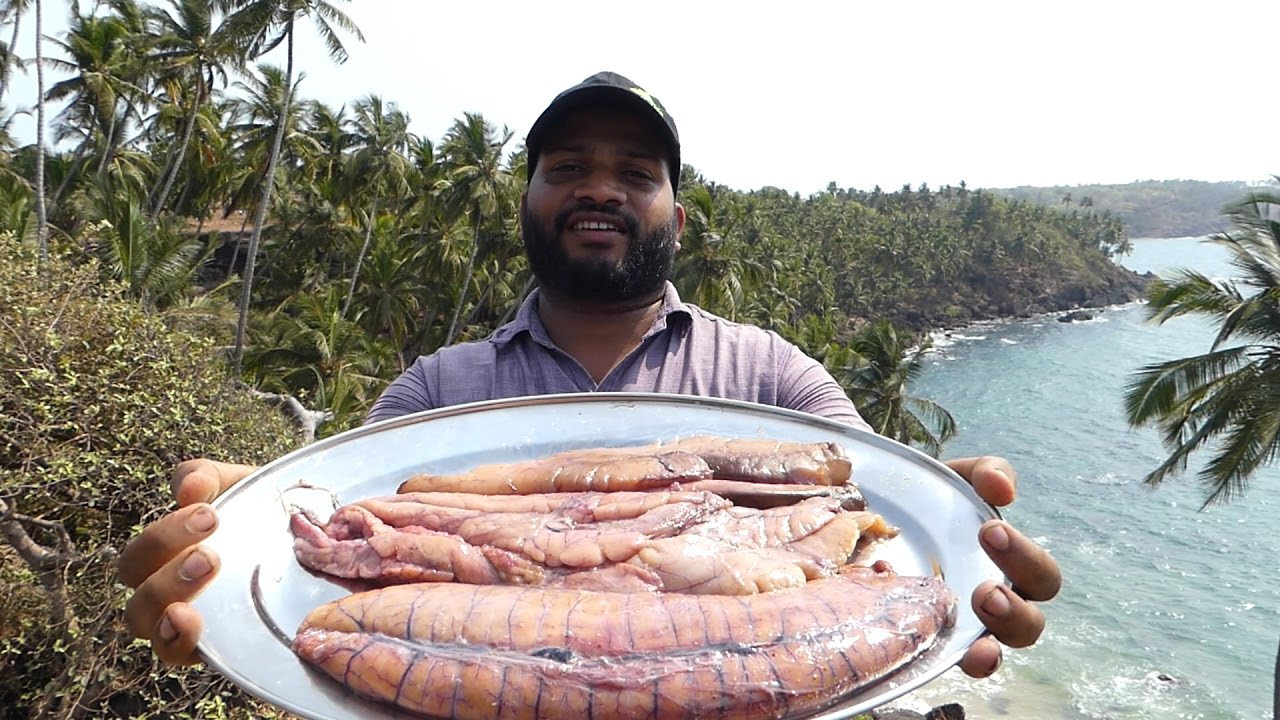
[676,178,1144,339]
[988,179,1257,238]
[0,1,1148,717]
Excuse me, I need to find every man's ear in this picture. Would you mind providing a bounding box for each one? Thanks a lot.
[674,202,687,252]
[519,192,528,226]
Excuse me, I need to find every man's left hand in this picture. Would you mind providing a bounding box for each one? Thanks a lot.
[944,456,1061,678]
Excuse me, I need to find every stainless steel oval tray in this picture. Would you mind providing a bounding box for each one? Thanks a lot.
[193,392,1003,720]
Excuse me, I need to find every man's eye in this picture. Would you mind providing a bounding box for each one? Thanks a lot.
[625,170,655,182]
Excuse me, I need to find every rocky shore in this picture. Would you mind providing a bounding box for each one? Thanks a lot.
[870,702,967,719]
[881,258,1153,334]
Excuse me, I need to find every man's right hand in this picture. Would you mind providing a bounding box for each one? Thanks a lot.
[118,459,258,665]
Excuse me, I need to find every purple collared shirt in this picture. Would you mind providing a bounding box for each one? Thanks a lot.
[366,283,869,430]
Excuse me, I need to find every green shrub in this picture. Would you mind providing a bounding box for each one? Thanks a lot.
[0,233,300,719]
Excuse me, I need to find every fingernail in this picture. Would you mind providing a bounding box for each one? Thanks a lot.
[179,549,212,581]
[986,652,1003,676]
[158,613,177,642]
[982,587,1011,617]
[185,507,215,534]
[993,468,1017,501]
[984,523,1011,552]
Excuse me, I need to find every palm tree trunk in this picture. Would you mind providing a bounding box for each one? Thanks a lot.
[148,122,180,208]
[0,9,22,106]
[51,136,90,208]
[496,275,535,326]
[102,100,138,179]
[342,192,378,318]
[406,299,440,362]
[32,0,46,269]
[176,180,192,213]
[232,21,294,376]
[151,80,203,218]
[1273,638,1279,720]
[95,105,118,177]
[225,208,249,279]
[461,270,503,329]
[445,217,481,345]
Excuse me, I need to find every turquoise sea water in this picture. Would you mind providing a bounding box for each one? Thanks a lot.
[893,237,1278,719]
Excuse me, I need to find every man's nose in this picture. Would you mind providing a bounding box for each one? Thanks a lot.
[573,170,626,205]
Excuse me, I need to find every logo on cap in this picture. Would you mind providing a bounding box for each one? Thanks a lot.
[629,86,665,119]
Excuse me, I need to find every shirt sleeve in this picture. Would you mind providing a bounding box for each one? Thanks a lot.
[776,343,873,432]
[365,356,436,425]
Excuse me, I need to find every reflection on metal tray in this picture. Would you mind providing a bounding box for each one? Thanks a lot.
[193,393,1003,720]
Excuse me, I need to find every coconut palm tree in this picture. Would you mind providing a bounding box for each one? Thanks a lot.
[221,61,320,295]
[83,181,213,309]
[305,98,349,183]
[673,184,766,320]
[144,0,249,217]
[44,4,149,202]
[0,0,33,108]
[222,62,306,204]
[0,148,35,240]
[834,319,956,457]
[340,93,411,317]
[437,111,515,345]
[224,0,362,374]
[353,216,427,367]
[31,0,44,265]
[1124,182,1280,507]
[244,284,391,428]
[168,99,235,224]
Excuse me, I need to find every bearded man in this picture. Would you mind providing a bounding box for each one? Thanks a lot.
[120,72,1060,682]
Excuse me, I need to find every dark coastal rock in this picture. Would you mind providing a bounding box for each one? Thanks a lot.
[871,703,965,720]
[1058,310,1095,322]
[926,704,966,720]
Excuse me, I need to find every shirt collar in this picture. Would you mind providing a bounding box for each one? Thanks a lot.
[490,281,693,349]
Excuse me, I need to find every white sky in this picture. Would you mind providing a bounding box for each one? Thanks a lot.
[8,0,1279,194]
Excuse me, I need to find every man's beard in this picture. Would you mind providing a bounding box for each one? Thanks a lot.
[522,202,678,305]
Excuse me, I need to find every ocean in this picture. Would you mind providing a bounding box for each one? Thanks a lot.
[888,236,1279,719]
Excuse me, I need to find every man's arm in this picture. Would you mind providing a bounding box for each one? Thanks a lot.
[366,359,435,424]
[775,343,873,431]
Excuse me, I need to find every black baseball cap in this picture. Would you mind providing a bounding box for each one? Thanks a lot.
[525,71,681,190]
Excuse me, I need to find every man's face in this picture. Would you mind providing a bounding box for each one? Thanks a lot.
[522,105,686,305]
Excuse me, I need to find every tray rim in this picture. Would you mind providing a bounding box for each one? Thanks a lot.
[196,391,1005,720]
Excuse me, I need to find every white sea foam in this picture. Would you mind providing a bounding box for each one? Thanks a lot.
[927,331,955,348]
[1076,540,1117,557]
[1068,663,1221,720]
[1081,471,1132,486]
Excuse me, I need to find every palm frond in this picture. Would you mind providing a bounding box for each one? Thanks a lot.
[1195,389,1280,507]
[1123,346,1252,426]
